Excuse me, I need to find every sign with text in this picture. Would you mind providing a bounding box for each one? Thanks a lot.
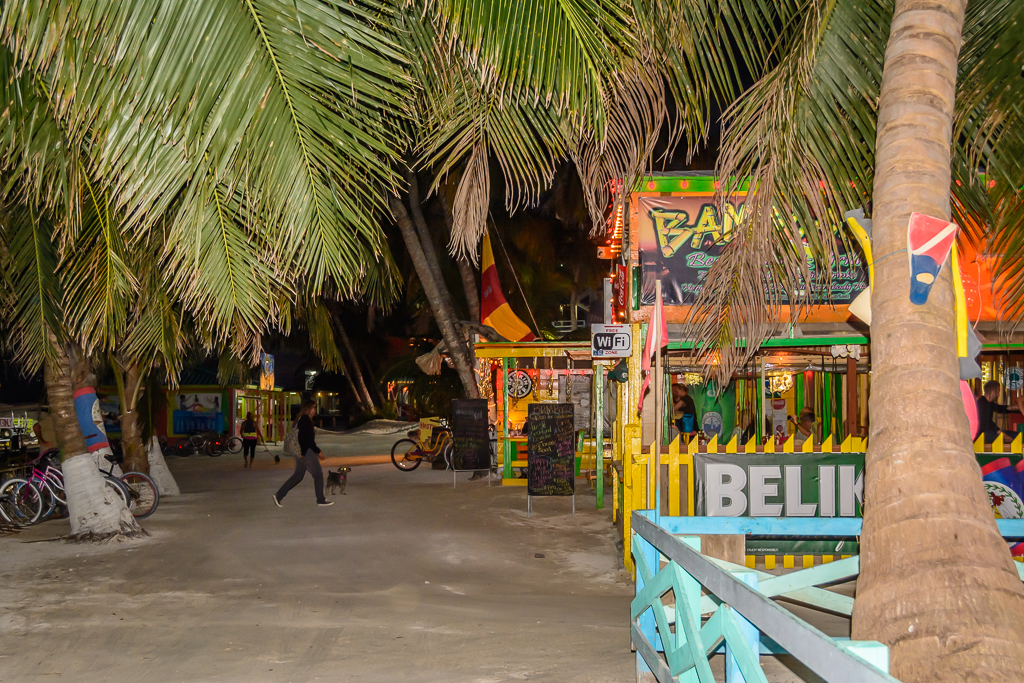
[527,402,575,496]
[591,324,632,358]
[637,195,868,307]
[694,452,865,518]
[451,399,490,471]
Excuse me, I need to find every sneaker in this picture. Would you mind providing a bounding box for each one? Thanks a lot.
[273,495,282,508]
[317,501,335,507]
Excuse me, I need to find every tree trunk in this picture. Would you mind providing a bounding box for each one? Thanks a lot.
[45,348,140,539]
[146,436,180,496]
[851,2,1024,680]
[390,195,479,398]
[331,314,376,411]
[405,169,472,361]
[456,257,481,324]
[115,358,149,475]
[438,190,481,324]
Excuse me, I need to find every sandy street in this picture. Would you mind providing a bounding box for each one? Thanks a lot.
[0,436,634,683]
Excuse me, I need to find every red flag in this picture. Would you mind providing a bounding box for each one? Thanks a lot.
[638,287,668,412]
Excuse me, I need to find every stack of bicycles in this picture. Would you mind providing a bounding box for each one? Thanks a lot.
[0,450,159,529]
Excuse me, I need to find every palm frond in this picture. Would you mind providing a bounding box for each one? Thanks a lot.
[2,0,411,297]
[437,0,638,136]
[59,179,136,352]
[0,206,63,372]
[689,0,889,383]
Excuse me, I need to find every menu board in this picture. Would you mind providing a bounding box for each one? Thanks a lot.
[527,402,575,496]
[451,399,490,470]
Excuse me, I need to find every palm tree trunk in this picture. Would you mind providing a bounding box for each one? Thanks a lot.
[45,346,140,538]
[405,169,473,362]
[438,190,481,324]
[390,195,479,398]
[850,1,1024,679]
[331,315,376,411]
[113,357,149,475]
[456,257,480,323]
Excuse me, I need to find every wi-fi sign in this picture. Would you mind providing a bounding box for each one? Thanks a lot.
[591,324,632,358]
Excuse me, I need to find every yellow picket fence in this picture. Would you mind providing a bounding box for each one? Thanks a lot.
[614,429,1024,571]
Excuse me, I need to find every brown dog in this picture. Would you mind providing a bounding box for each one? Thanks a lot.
[325,466,350,495]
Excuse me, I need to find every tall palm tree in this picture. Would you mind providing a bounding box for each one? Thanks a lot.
[435,0,1024,679]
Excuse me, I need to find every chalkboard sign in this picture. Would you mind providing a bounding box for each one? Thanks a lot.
[527,402,575,496]
[451,399,490,470]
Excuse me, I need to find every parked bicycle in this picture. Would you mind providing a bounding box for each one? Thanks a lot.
[391,419,453,471]
[100,454,159,519]
[176,430,243,457]
[0,475,43,526]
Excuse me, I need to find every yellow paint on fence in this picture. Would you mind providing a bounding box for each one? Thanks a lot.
[1014,433,1023,455]
[707,434,718,454]
[841,435,853,453]
[974,432,985,453]
[823,555,834,564]
[821,435,833,453]
[801,435,814,453]
[745,556,756,569]
[783,435,794,453]
[993,433,1005,454]
[802,555,814,568]
[725,434,738,453]
[783,555,795,569]
[764,555,776,570]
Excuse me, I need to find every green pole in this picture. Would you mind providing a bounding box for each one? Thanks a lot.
[663,371,672,445]
[822,372,832,441]
[595,364,604,509]
[502,357,512,480]
[835,373,845,442]
[795,372,804,416]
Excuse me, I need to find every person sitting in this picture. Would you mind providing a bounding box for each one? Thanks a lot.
[977,380,1024,444]
[672,383,697,434]
[790,409,816,447]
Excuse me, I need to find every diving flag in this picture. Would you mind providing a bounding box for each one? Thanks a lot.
[481,233,536,342]
[638,285,668,412]
[908,213,958,305]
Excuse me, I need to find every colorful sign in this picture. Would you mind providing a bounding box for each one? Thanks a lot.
[172,392,226,435]
[694,452,864,518]
[636,194,868,308]
[260,352,275,391]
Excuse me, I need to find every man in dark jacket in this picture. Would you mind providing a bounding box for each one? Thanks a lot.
[977,380,1024,444]
[273,401,333,507]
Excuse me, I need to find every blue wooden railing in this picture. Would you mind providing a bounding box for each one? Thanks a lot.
[631,512,1024,682]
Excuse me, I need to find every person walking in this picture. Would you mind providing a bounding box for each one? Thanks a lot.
[273,401,333,507]
[240,412,264,468]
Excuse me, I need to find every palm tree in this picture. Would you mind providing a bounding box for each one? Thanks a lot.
[433,0,1024,678]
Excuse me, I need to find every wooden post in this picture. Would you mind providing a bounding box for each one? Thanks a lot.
[846,356,858,437]
[595,362,604,510]
[502,357,512,480]
[654,281,662,517]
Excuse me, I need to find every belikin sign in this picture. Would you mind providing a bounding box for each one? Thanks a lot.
[694,452,865,518]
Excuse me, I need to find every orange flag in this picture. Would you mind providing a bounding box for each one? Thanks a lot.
[480,233,536,341]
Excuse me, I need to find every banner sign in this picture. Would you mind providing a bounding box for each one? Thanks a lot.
[451,399,490,471]
[527,402,575,496]
[637,195,868,307]
[694,452,864,518]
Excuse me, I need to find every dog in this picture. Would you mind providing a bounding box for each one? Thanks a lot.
[325,466,351,495]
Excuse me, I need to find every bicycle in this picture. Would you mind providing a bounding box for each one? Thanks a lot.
[391,421,453,471]
[100,454,160,519]
[26,451,68,521]
[176,431,243,457]
[0,476,43,526]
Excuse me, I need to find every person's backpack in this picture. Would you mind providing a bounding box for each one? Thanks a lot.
[283,422,301,458]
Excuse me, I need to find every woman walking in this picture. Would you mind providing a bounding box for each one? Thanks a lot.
[241,412,264,468]
[273,401,333,507]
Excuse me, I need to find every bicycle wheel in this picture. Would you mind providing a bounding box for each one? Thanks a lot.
[390,439,423,471]
[120,472,159,519]
[36,482,57,520]
[225,437,243,454]
[103,476,131,508]
[206,439,224,457]
[443,443,455,471]
[0,479,44,525]
[176,439,195,457]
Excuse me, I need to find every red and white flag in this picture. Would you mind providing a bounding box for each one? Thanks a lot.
[638,286,668,412]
